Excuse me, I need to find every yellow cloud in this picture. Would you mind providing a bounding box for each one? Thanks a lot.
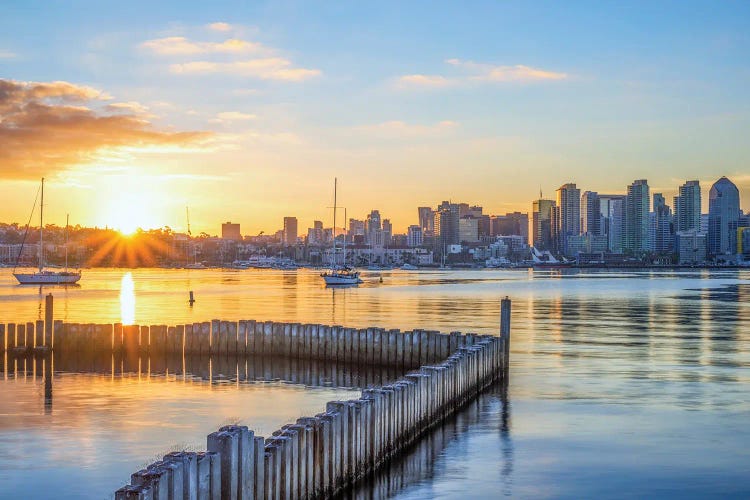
[170,58,321,81]
[207,22,233,32]
[397,59,568,88]
[141,36,264,55]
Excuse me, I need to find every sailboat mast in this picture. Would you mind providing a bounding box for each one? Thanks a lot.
[343,207,347,268]
[332,178,337,268]
[65,213,69,272]
[39,178,44,272]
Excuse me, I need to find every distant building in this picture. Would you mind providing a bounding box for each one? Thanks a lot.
[624,179,650,253]
[492,212,529,243]
[675,231,707,265]
[307,220,324,245]
[407,225,423,247]
[382,219,393,246]
[459,216,479,243]
[348,218,365,241]
[532,198,556,251]
[581,191,601,236]
[366,210,382,246]
[555,183,581,256]
[221,222,241,240]
[708,176,740,256]
[599,194,625,253]
[674,180,701,233]
[738,227,750,260]
[436,201,460,249]
[651,193,673,253]
[283,217,298,246]
[418,207,435,233]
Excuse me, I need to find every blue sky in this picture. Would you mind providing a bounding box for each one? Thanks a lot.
[1,1,748,233]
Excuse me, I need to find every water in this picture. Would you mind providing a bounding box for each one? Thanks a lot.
[1,268,749,499]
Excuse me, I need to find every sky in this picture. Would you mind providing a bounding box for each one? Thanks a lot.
[1,0,749,235]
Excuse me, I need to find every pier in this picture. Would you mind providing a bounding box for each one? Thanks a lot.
[1,297,511,500]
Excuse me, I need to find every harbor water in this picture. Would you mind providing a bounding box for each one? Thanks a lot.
[0,268,748,499]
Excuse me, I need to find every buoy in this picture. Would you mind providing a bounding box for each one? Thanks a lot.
[379,276,383,283]
[189,290,195,305]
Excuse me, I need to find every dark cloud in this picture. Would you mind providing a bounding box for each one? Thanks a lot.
[0,79,211,179]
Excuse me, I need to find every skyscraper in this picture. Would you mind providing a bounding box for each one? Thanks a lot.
[708,176,740,255]
[221,222,241,240]
[624,179,650,253]
[418,207,434,233]
[532,198,556,250]
[600,195,625,253]
[366,210,382,246]
[283,217,298,246]
[555,183,581,256]
[581,191,601,235]
[674,180,701,233]
[651,193,673,253]
[436,201,460,250]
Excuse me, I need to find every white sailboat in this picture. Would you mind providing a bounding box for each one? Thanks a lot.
[321,178,361,286]
[14,178,82,285]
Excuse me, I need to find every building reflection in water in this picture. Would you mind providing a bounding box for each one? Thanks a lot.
[120,272,135,325]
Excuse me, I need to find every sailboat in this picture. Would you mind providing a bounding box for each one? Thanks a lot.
[184,207,206,269]
[321,178,361,286]
[14,178,82,285]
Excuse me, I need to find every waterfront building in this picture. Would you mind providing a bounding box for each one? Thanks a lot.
[532,198,556,251]
[478,215,491,240]
[567,234,609,255]
[555,183,581,256]
[738,227,750,261]
[599,194,625,253]
[283,217,298,246]
[418,207,435,233]
[407,225,423,247]
[624,179,650,253]
[436,201,460,248]
[651,193,674,253]
[675,230,707,265]
[581,191,601,236]
[459,216,479,243]
[708,176,740,256]
[221,221,241,240]
[492,212,530,243]
[674,180,701,232]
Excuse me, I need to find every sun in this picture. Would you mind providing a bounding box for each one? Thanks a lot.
[104,189,161,235]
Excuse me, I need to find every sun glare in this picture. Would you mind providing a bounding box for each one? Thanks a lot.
[105,189,160,235]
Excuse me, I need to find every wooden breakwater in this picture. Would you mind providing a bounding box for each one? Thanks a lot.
[112,298,511,500]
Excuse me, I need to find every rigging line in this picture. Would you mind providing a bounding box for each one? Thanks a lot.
[13,182,42,272]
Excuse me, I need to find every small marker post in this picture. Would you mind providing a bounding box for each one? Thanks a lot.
[189,291,195,305]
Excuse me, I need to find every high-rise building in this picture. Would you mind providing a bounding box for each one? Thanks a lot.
[407,225,423,247]
[674,180,701,233]
[624,179,650,253]
[599,194,625,253]
[478,215,491,239]
[221,222,241,240]
[532,199,556,250]
[382,219,393,246]
[366,210,382,246]
[282,217,298,246]
[418,207,434,233]
[307,220,324,245]
[555,183,581,256]
[651,193,673,253]
[492,212,530,243]
[708,176,740,256]
[436,201,460,250]
[581,191,601,235]
[459,216,479,243]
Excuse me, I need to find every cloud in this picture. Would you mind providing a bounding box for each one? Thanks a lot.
[141,30,320,82]
[209,111,257,124]
[106,101,152,116]
[141,36,265,55]
[355,120,459,136]
[397,59,567,89]
[170,58,321,81]
[0,50,16,59]
[0,79,212,179]
[207,22,233,32]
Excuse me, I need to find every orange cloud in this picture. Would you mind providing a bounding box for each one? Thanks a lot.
[0,79,211,179]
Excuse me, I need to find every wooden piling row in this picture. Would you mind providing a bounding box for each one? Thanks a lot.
[113,299,511,500]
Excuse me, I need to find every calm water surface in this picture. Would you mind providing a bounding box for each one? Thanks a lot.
[1,268,749,499]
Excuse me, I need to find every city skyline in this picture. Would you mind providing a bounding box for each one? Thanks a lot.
[1,1,749,234]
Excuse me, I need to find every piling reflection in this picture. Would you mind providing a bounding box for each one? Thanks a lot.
[0,351,408,393]
[343,381,512,500]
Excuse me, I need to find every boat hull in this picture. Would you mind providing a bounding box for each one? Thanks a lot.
[14,272,82,285]
[322,274,361,285]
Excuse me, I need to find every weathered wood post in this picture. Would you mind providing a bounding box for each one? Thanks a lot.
[501,296,511,378]
[44,294,53,347]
